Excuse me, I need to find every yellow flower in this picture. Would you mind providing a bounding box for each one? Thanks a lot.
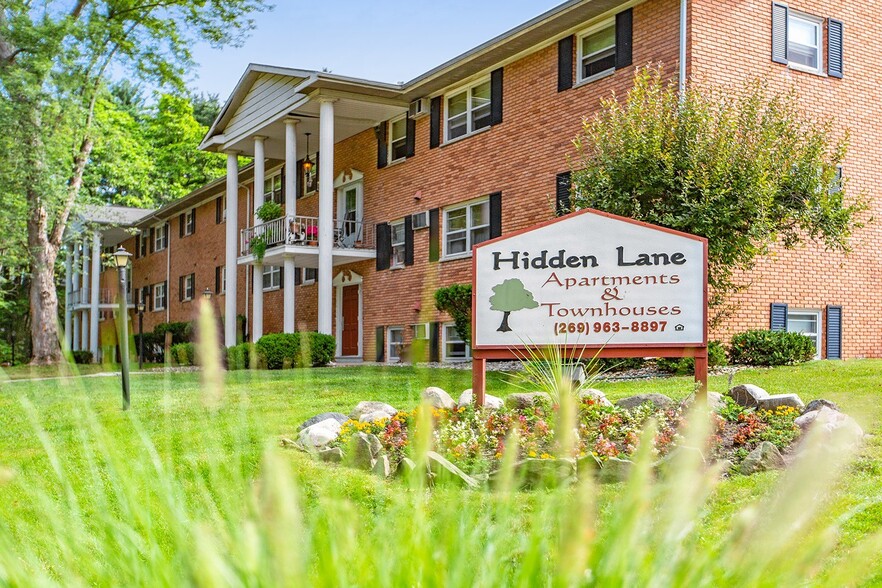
[528,450,537,458]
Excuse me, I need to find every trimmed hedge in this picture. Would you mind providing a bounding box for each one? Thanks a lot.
[256,332,335,369]
[71,350,93,365]
[155,322,193,345]
[169,342,195,366]
[225,343,261,371]
[729,330,816,366]
[657,341,728,375]
[133,332,164,363]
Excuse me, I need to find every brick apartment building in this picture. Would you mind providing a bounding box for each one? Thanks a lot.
[63,0,880,363]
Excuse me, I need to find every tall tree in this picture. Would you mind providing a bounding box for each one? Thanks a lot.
[0,0,268,364]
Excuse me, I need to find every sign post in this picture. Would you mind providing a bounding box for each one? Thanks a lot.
[471,208,708,405]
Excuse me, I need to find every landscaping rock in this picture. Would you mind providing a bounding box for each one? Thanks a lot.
[654,446,706,475]
[513,458,577,489]
[794,406,863,445]
[457,389,504,409]
[576,453,603,475]
[297,412,348,431]
[349,401,397,421]
[317,447,343,463]
[739,441,785,475]
[297,418,342,450]
[756,394,805,412]
[578,388,612,407]
[422,387,456,410]
[598,457,634,484]
[505,392,552,410]
[802,399,840,415]
[372,455,391,478]
[359,410,393,423]
[395,457,418,479]
[615,393,673,411]
[682,391,726,413]
[347,432,382,470]
[426,451,480,489]
[728,384,769,408]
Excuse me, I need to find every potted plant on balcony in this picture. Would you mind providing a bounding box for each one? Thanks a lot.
[256,201,283,223]
[249,234,267,261]
[306,225,318,246]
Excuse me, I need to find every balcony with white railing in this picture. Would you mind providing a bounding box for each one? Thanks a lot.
[69,288,133,308]
[239,214,376,266]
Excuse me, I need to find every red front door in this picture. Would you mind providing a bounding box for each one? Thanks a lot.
[341,285,359,356]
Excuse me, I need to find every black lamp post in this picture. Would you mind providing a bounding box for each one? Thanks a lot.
[203,288,213,300]
[113,246,132,410]
[136,299,145,370]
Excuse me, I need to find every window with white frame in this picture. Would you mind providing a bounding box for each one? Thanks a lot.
[154,224,168,252]
[264,172,283,204]
[443,323,469,361]
[263,265,281,290]
[578,19,616,82]
[181,273,194,301]
[302,267,317,285]
[443,198,490,258]
[445,78,492,141]
[787,309,821,358]
[217,266,226,294]
[787,12,823,73]
[387,327,405,362]
[153,282,166,311]
[183,209,196,236]
[389,116,408,161]
[412,323,429,340]
[138,233,148,257]
[390,219,406,267]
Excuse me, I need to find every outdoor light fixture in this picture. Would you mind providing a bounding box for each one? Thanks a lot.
[114,246,132,410]
[203,288,212,300]
[113,246,132,269]
[303,132,313,173]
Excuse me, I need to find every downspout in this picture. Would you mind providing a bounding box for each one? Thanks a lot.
[679,0,688,99]
[166,224,171,323]
[242,184,252,342]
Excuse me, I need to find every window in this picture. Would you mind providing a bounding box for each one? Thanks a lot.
[788,309,821,358]
[412,323,429,340]
[265,172,283,204]
[216,196,226,224]
[184,209,196,236]
[153,282,166,311]
[137,233,148,257]
[390,220,406,268]
[389,116,408,161]
[443,198,490,258]
[445,78,492,141]
[577,19,616,82]
[154,224,168,252]
[443,323,469,361]
[788,12,823,73]
[302,157,318,196]
[302,267,317,285]
[263,265,281,291]
[387,327,404,362]
[216,266,226,294]
[181,273,194,301]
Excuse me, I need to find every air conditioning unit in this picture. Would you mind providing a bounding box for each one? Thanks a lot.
[411,211,429,229]
[408,97,430,119]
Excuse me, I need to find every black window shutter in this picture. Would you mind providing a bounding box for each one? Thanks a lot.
[405,116,416,158]
[558,36,574,92]
[376,326,385,362]
[179,215,185,238]
[134,235,140,259]
[772,3,789,64]
[429,96,442,149]
[149,228,155,253]
[179,276,183,301]
[376,222,391,271]
[489,192,502,239]
[404,215,414,266]
[556,172,572,216]
[770,303,788,331]
[428,208,440,261]
[216,197,223,223]
[429,322,440,363]
[376,123,388,169]
[294,267,302,286]
[296,159,304,198]
[615,8,633,70]
[826,305,842,359]
[828,18,844,78]
[490,67,503,126]
[279,265,284,288]
[164,222,170,247]
[215,266,220,294]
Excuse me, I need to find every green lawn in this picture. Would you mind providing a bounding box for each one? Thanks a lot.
[1,360,881,584]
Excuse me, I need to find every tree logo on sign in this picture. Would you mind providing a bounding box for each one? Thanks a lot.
[489,279,539,333]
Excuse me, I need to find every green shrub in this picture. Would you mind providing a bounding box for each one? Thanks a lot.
[729,330,816,366]
[133,332,164,363]
[71,350,93,365]
[154,322,193,345]
[591,357,647,374]
[256,332,335,369]
[225,342,261,370]
[657,341,728,375]
[256,201,283,222]
[169,342,195,366]
[434,284,472,345]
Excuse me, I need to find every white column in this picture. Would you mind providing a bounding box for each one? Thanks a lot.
[224,151,239,347]
[72,242,81,350]
[283,119,298,334]
[90,232,101,361]
[317,98,335,335]
[81,240,90,352]
[252,136,266,342]
[64,243,73,351]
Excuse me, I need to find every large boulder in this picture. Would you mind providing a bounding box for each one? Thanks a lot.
[598,457,634,484]
[426,451,480,489]
[349,401,397,421]
[372,455,392,478]
[394,457,418,479]
[297,418,342,450]
[512,458,577,489]
[359,411,393,423]
[317,447,344,463]
[457,389,504,409]
[297,412,348,431]
[794,406,864,447]
[728,384,770,409]
[578,388,612,407]
[654,446,706,476]
[576,453,602,475]
[505,392,552,410]
[346,432,383,470]
[682,391,726,413]
[615,393,673,411]
[756,394,805,412]
[422,387,456,410]
[802,399,840,415]
[740,441,785,475]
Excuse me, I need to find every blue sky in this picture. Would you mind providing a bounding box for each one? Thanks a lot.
[188,0,563,98]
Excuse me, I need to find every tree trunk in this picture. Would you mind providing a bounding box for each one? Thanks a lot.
[497,311,512,333]
[28,198,62,364]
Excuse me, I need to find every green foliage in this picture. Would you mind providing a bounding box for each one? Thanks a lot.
[657,341,728,375]
[249,234,268,261]
[70,350,93,365]
[571,67,866,324]
[256,332,335,369]
[225,342,261,370]
[729,330,816,366]
[132,332,164,363]
[591,357,647,373]
[717,395,748,423]
[434,284,472,345]
[154,322,193,345]
[256,201,283,223]
[169,342,195,366]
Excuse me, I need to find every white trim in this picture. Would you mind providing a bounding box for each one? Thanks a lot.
[262,264,281,291]
[336,179,364,227]
[442,322,470,362]
[787,11,824,75]
[333,169,365,189]
[334,271,363,358]
[411,323,430,340]
[386,326,405,363]
[153,282,167,311]
[388,115,408,163]
[441,196,491,260]
[390,219,406,268]
[576,17,616,85]
[787,308,822,360]
[443,76,492,143]
[153,223,168,252]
